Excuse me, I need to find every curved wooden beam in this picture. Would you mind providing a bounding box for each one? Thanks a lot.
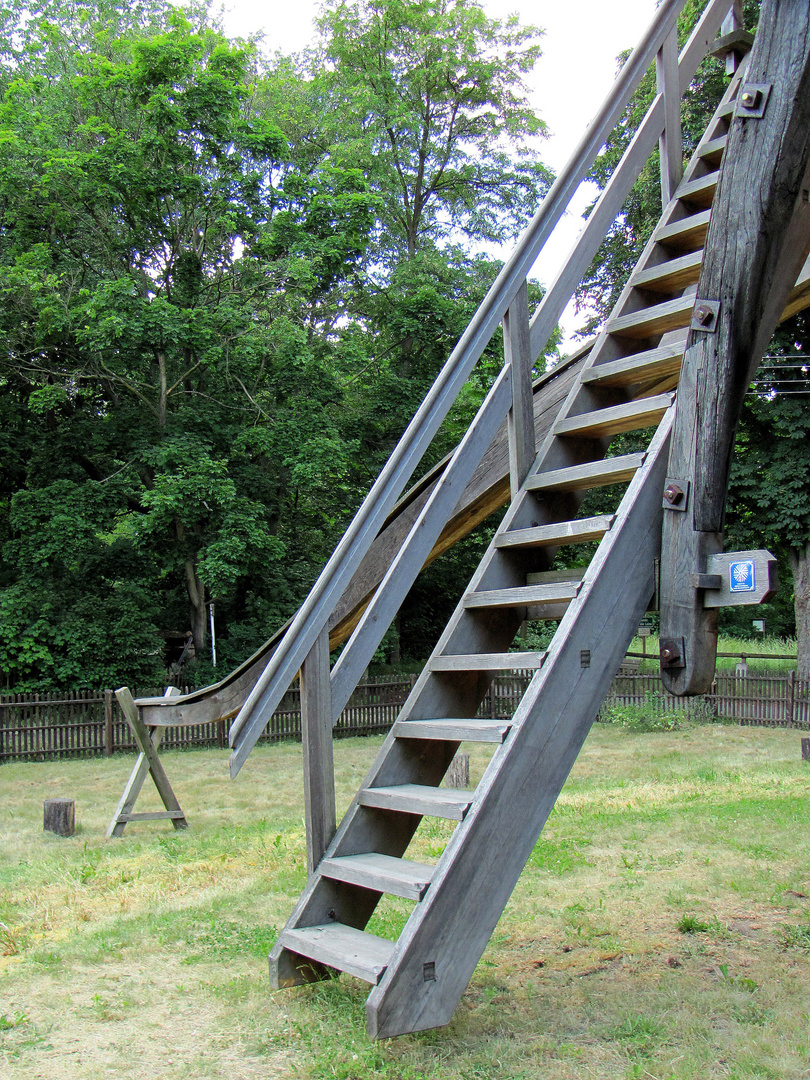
[660,0,810,694]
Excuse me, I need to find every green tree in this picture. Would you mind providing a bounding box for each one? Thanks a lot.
[0,0,377,687]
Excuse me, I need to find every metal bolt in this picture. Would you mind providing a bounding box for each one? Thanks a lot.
[660,645,680,662]
[741,88,762,110]
[694,304,715,327]
[663,482,684,505]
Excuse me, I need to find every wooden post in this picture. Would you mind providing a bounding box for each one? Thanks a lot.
[104,689,113,757]
[504,280,536,499]
[801,737,810,762]
[657,24,683,205]
[660,0,810,694]
[446,754,470,789]
[788,668,796,728]
[44,798,75,837]
[300,627,336,876]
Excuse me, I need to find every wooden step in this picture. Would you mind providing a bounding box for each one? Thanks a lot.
[630,250,703,294]
[582,339,686,389]
[280,923,394,984]
[606,295,693,340]
[358,783,474,820]
[465,581,581,610]
[698,134,728,167]
[525,452,645,493]
[430,652,546,672]
[654,208,711,252]
[676,170,719,210]
[496,514,614,550]
[554,393,673,439]
[393,717,512,741]
[320,853,435,900]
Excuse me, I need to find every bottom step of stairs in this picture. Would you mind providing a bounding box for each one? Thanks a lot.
[276,923,395,985]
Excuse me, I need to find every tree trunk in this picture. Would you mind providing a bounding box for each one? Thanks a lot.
[185,556,207,660]
[789,541,810,680]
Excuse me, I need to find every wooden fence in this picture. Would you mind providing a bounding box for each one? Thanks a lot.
[1,669,808,764]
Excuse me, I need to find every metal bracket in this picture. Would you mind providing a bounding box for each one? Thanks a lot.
[662,477,689,511]
[691,299,720,332]
[660,637,685,670]
[736,83,772,119]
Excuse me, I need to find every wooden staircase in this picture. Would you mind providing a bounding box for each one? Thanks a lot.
[219,0,810,1040]
[265,59,752,1038]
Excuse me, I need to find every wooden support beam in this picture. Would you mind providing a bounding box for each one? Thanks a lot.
[660,0,810,694]
[300,627,336,876]
[657,25,683,205]
[504,280,536,498]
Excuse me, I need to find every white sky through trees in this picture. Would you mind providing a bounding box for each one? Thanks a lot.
[223,0,657,347]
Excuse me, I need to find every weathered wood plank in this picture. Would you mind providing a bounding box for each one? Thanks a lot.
[358,784,473,820]
[661,0,810,695]
[583,339,686,388]
[429,652,546,671]
[554,394,673,438]
[605,294,694,339]
[392,718,511,742]
[320,853,435,901]
[525,453,645,492]
[632,252,703,294]
[301,627,336,876]
[504,280,536,497]
[280,924,394,985]
[495,515,614,549]
[464,582,581,609]
[654,208,711,251]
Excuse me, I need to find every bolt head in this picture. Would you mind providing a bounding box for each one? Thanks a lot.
[694,304,714,326]
[741,88,762,109]
[663,482,684,505]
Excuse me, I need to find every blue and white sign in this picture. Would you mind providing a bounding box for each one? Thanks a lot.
[729,560,755,593]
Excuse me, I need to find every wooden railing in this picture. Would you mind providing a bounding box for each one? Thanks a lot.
[226,0,745,800]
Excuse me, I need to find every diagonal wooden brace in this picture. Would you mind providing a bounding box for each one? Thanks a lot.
[106,687,188,837]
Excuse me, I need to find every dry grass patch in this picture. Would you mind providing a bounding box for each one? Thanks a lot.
[2,724,810,1078]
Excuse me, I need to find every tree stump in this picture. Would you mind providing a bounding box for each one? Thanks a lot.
[446,753,470,789]
[44,798,75,837]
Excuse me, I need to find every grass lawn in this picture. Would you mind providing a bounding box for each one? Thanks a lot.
[2,722,810,1079]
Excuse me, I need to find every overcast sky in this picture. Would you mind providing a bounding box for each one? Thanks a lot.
[220,0,659,345]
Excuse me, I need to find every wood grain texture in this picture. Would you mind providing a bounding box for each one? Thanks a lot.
[661,0,810,694]
[301,627,336,875]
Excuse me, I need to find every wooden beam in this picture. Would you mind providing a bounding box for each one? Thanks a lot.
[504,280,536,497]
[300,627,336,876]
[660,0,810,694]
[657,25,683,205]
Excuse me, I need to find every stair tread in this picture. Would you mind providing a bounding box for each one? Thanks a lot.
[320,852,435,900]
[465,581,581,608]
[359,783,474,820]
[496,515,613,549]
[393,717,512,741]
[654,208,711,251]
[525,452,646,492]
[606,294,693,339]
[281,923,394,984]
[429,652,546,671]
[582,340,686,388]
[676,170,719,209]
[553,393,673,439]
[631,250,703,293]
[698,134,728,165]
